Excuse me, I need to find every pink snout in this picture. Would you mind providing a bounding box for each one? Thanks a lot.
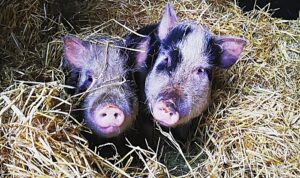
[152,100,180,127]
[93,104,125,135]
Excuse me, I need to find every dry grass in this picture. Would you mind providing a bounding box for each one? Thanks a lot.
[1,0,299,177]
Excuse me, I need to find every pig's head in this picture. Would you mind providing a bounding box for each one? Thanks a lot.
[63,36,138,138]
[141,3,246,127]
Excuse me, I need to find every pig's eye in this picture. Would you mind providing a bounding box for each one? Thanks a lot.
[196,67,205,74]
[86,71,93,81]
[161,57,170,66]
[84,71,94,87]
[156,57,170,71]
[163,57,169,63]
[78,71,94,92]
[87,75,93,82]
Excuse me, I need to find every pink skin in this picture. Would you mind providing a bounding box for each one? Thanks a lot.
[93,104,125,135]
[152,100,180,127]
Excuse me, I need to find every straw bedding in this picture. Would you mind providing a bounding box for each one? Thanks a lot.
[0,0,299,177]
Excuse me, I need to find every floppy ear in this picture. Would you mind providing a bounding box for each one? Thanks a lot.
[158,2,178,40]
[133,37,150,71]
[63,35,90,68]
[215,36,247,68]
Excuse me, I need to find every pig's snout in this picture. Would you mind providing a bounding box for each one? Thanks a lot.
[152,100,180,127]
[93,104,125,136]
[96,105,125,127]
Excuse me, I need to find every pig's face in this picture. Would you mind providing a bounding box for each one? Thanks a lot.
[63,36,138,138]
[143,3,246,127]
[145,23,213,127]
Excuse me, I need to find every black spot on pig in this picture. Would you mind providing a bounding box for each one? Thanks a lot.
[156,48,183,74]
[161,24,193,48]
[206,37,219,66]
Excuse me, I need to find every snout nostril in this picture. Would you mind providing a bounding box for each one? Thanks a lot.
[114,113,118,118]
[169,113,173,116]
[101,113,107,117]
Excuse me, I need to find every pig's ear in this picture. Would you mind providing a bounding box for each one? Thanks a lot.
[215,36,247,68]
[134,37,150,71]
[158,2,178,40]
[63,36,89,68]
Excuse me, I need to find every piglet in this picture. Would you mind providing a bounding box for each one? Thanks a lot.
[63,35,138,140]
[127,3,246,144]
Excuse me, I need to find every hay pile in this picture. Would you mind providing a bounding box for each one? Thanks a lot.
[1,0,299,177]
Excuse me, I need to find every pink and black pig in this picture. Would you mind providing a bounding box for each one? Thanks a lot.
[63,35,139,144]
[126,3,246,144]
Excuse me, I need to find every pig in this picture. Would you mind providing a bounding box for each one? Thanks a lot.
[63,35,139,141]
[126,3,246,144]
